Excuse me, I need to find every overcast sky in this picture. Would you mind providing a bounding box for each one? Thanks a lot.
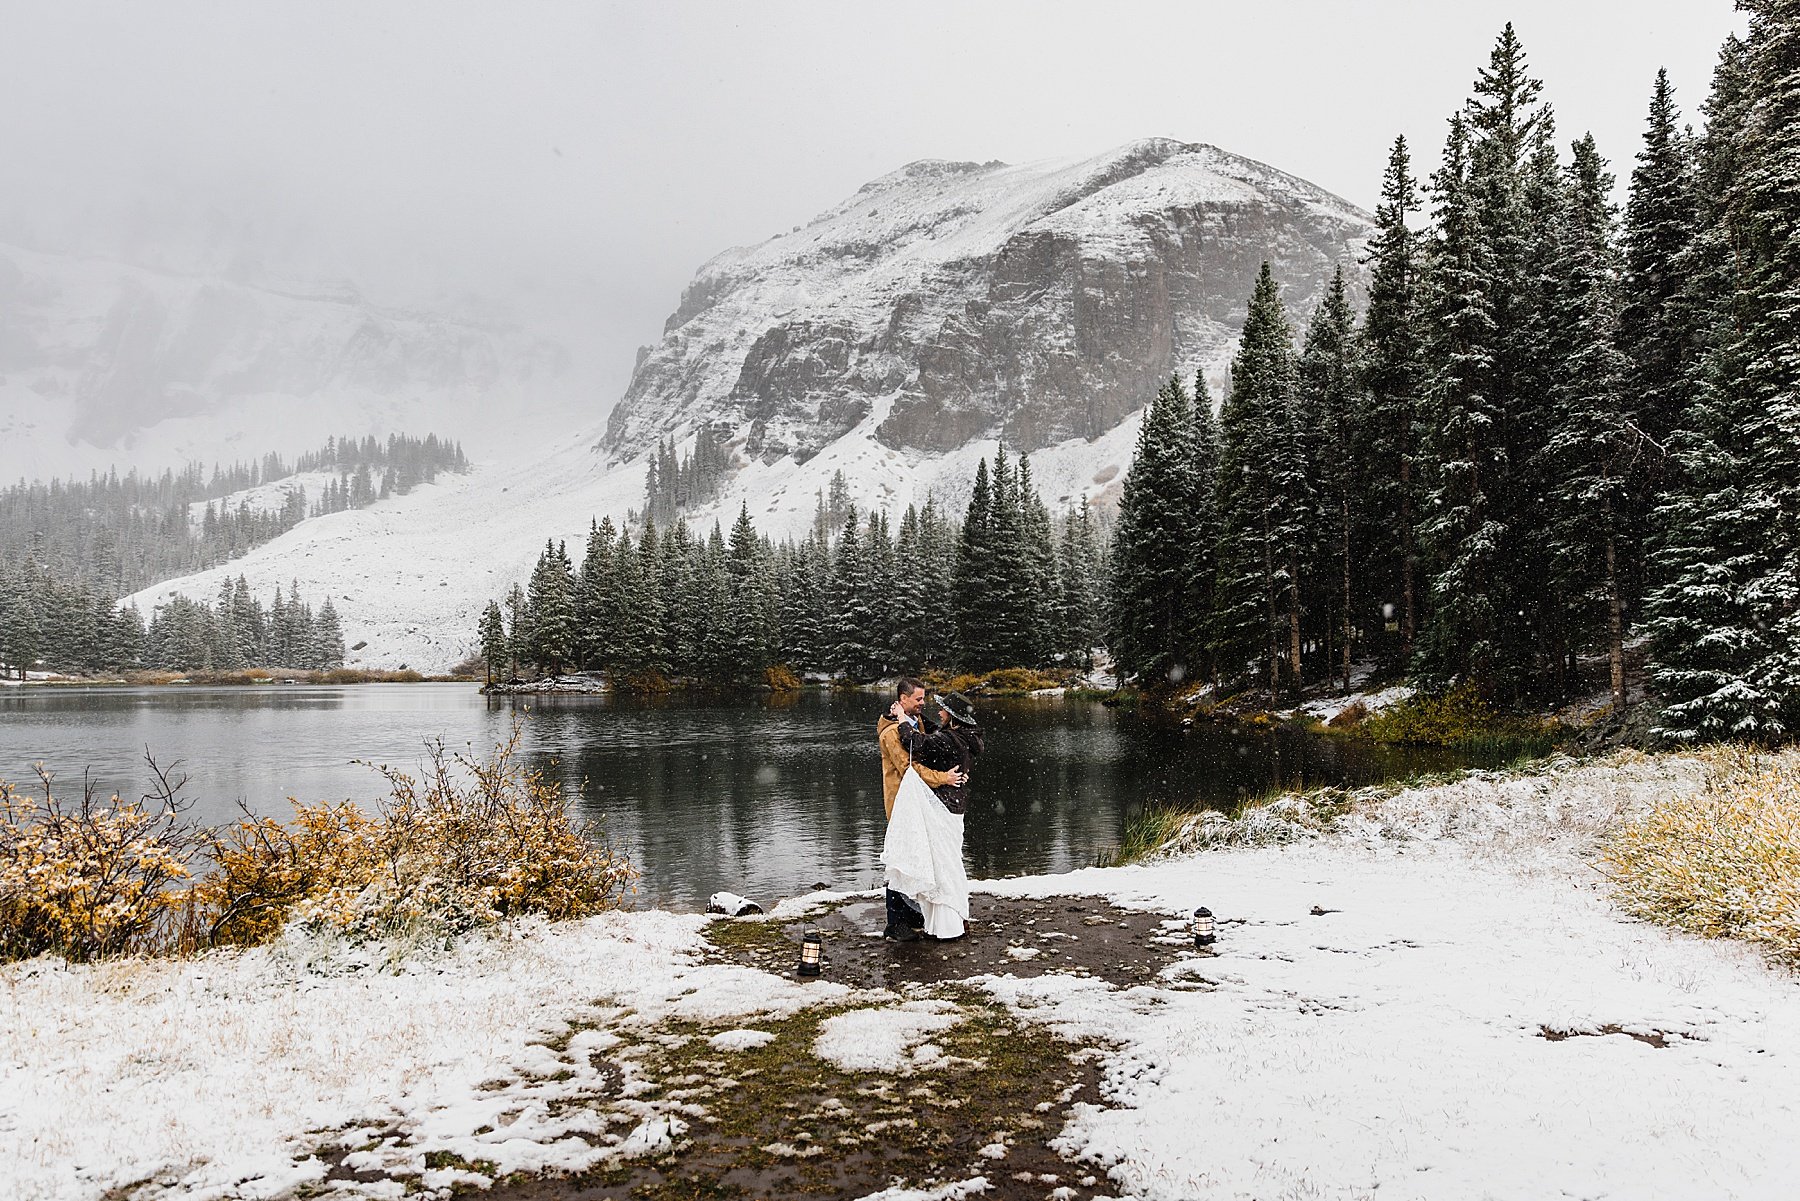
[0,1,1748,403]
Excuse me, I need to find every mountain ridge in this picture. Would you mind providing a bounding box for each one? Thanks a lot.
[604,137,1373,468]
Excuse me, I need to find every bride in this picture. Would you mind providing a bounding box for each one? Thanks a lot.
[881,691,984,940]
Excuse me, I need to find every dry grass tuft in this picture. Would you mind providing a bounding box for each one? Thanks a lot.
[1603,746,1800,964]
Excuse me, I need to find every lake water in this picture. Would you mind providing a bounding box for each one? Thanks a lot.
[0,684,1484,908]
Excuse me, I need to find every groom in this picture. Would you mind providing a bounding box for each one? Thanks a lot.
[876,677,964,941]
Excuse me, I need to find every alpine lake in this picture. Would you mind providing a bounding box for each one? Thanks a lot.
[0,683,1497,908]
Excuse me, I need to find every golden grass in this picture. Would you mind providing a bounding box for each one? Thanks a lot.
[1603,746,1800,964]
[1362,683,1560,755]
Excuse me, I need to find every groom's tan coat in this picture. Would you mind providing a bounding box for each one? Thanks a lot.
[876,715,956,819]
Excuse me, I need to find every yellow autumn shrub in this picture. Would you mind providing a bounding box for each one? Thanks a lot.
[1603,746,1800,963]
[3,722,637,961]
[199,723,637,943]
[195,801,380,946]
[0,768,198,961]
[764,663,803,692]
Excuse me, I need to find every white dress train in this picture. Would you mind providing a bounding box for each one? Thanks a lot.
[881,767,969,938]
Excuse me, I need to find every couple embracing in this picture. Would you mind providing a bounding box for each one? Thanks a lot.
[875,677,984,942]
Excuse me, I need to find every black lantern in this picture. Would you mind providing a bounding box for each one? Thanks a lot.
[1192,907,1216,948]
[797,928,824,977]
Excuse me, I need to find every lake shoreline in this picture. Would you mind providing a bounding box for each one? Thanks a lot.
[1,668,476,687]
[7,749,1796,1200]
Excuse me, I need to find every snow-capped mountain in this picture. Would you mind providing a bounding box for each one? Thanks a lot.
[124,139,1374,671]
[606,138,1372,465]
[0,238,583,481]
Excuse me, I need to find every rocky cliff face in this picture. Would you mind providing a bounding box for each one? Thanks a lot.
[604,138,1373,465]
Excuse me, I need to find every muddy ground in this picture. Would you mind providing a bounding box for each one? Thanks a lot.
[307,893,1209,1201]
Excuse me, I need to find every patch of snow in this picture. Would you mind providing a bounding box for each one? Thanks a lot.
[708,1028,777,1052]
[813,999,963,1073]
[7,755,1798,1200]
[1293,682,1415,724]
[852,1176,991,1201]
[0,909,846,1200]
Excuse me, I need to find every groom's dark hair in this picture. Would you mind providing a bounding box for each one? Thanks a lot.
[897,676,927,699]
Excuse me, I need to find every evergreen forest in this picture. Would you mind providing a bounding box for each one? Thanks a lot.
[0,564,344,679]
[0,432,456,677]
[0,432,467,597]
[1108,17,1800,743]
[483,447,1106,683]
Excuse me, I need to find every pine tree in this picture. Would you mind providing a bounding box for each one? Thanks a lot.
[1415,113,1508,694]
[892,505,930,669]
[658,522,703,675]
[479,600,508,683]
[314,599,346,669]
[1539,134,1636,708]
[1016,455,1057,667]
[984,448,1033,667]
[504,583,530,678]
[1106,376,1202,683]
[1641,10,1800,737]
[1619,68,1700,447]
[1056,502,1105,668]
[576,517,618,671]
[828,509,877,677]
[0,570,39,679]
[1298,266,1365,692]
[779,535,827,671]
[726,504,770,675]
[526,538,578,674]
[1212,264,1310,700]
[954,459,1000,669]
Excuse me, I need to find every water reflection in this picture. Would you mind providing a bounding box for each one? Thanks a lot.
[1,684,1485,909]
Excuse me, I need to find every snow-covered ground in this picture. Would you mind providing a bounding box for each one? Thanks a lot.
[4,752,1797,1200]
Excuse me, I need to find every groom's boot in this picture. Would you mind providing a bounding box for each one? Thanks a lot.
[884,889,923,941]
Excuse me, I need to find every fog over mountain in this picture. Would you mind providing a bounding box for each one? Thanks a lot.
[0,2,1743,482]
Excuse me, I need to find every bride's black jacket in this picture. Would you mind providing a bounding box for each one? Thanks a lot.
[897,716,984,814]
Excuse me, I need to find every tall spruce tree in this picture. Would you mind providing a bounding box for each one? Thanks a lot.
[1213,265,1311,700]
[1539,134,1636,707]
[1415,112,1509,694]
[479,600,508,682]
[1107,376,1202,683]
[1298,267,1366,692]
[1359,138,1427,661]
[955,459,1003,669]
[1619,68,1700,448]
[1644,24,1798,740]
[829,509,878,677]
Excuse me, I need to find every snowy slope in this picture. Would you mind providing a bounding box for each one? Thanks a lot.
[122,410,1137,672]
[127,436,646,671]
